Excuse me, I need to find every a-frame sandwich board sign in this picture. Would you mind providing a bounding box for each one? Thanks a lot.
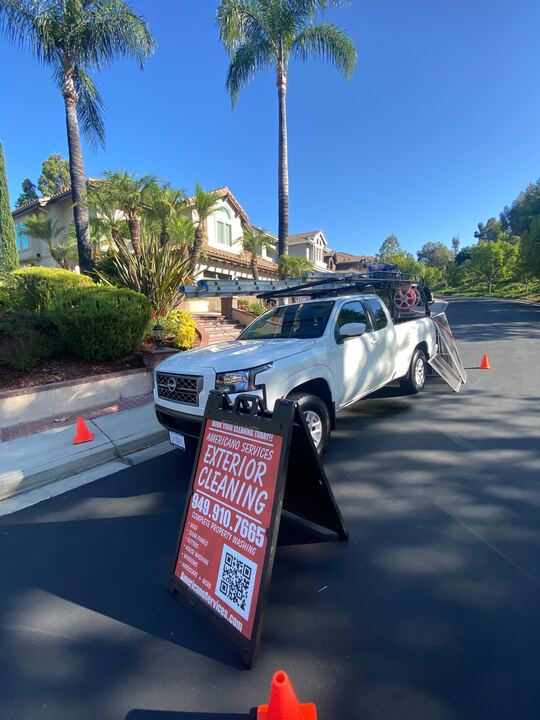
[169,390,348,668]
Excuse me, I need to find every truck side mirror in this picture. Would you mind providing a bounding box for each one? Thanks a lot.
[339,322,366,339]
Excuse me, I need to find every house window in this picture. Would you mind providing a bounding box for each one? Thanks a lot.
[216,207,232,247]
[15,225,29,251]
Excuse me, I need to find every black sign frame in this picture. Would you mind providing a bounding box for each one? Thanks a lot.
[169,391,347,668]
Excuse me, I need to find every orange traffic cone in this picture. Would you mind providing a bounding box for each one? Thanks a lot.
[257,670,317,720]
[479,354,491,370]
[73,416,95,444]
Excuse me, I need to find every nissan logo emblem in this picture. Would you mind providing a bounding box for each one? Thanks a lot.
[167,377,176,392]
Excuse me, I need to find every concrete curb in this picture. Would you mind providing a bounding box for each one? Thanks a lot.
[0,405,168,502]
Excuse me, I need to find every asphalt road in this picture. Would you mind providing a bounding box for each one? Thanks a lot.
[1,297,540,720]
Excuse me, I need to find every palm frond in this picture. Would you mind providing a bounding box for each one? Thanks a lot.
[73,66,106,148]
[217,0,267,52]
[292,22,356,78]
[190,184,222,222]
[101,171,157,213]
[168,214,195,252]
[242,225,276,254]
[225,34,274,105]
[0,0,52,63]
[80,0,155,69]
[22,212,62,243]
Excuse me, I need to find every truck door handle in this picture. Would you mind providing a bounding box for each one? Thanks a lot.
[370,337,379,345]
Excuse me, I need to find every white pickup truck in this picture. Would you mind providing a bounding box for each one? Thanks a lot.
[154,293,438,454]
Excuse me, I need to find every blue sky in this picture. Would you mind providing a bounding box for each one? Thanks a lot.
[1,0,540,257]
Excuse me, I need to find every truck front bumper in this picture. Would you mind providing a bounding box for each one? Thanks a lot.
[155,405,203,440]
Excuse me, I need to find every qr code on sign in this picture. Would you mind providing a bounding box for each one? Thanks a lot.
[215,544,257,620]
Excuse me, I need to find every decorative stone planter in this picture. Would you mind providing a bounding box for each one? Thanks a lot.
[232,308,259,326]
[141,346,181,371]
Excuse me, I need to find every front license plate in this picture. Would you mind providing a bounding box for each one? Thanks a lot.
[169,431,186,450]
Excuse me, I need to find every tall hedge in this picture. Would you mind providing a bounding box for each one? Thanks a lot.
[12,266,92,313]
[51,286,152,361]
[0,143,18,272]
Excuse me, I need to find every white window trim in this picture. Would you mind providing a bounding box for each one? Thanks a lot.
[215,206,233,247]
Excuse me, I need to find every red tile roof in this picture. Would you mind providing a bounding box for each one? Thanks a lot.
[202,242,279,275]
[184,186,250,224]
[12,179,101,217]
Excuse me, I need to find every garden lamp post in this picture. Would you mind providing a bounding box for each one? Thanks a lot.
[153,322,164,348]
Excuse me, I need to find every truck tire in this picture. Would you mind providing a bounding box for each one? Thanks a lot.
[400,348,427,394]
[288,392,331,456]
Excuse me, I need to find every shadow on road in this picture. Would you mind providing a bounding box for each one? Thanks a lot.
[2,298,540,720]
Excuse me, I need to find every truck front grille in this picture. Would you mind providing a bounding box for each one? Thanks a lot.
[156,373,203,406]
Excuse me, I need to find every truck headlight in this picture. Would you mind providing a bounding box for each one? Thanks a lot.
[215,363,272,393]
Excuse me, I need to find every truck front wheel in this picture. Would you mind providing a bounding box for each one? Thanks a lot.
[288,392,331,456]
[400,348,427,394]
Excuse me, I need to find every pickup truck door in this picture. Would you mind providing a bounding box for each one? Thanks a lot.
[333,300,382,406]
[333,299,398,406]
[362,297,397,387]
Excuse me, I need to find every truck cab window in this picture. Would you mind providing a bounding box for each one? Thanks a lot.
[239,301,335,340]
[363,298,388,330]
[335,302,369,340]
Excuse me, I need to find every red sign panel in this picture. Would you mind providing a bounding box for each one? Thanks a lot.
[173,417,282,640]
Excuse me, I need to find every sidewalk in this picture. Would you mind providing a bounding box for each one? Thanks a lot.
[0,401,170,504]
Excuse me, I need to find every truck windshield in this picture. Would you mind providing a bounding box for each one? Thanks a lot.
[239,301,335,340]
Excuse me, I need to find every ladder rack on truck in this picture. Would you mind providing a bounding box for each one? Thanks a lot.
[180,269,433,321]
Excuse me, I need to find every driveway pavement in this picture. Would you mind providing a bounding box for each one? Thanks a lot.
[1,298,539,720]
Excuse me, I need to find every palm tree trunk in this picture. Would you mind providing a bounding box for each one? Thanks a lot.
[62,67,93,274]
[127,216,142,259]
[111,227,122,246]
[190,223,204,276]
[250,253,259,281]
[277,65,289,263]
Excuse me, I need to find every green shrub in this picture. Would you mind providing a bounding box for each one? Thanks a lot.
[171,309,196,349]
[150,308,196,349]
[51,286,152,361]
[0,270,16,314]
[0,314,63,370]
[238,298,266,315]
[12,267,92,314]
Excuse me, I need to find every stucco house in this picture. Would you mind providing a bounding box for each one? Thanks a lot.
[12,184,282,280]
[287,230,330,272]
[324,250,376,273]
[181,187,279,281]
[13,186,75,267]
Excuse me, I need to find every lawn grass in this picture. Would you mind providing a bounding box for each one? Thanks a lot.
[442,278,540,302]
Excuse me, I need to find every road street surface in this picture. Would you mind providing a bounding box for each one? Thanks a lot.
[1,297,539,720]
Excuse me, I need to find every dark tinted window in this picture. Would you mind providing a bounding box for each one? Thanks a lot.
[335,302,369,339]
[364,298,388,330]
[239,301,334,340]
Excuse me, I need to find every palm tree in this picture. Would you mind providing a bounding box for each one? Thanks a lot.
[217,0,356,258]
[166,214,196,256]
[241,226,276,280]
[188,184,221,276]
[144,183,186,248]
[87,181,129,248]
[99,171,156,259]
[278,253,313,278]
[0,0,154,274]
[23,213,76,269]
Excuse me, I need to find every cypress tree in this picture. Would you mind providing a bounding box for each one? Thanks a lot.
[0,142,19,271]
